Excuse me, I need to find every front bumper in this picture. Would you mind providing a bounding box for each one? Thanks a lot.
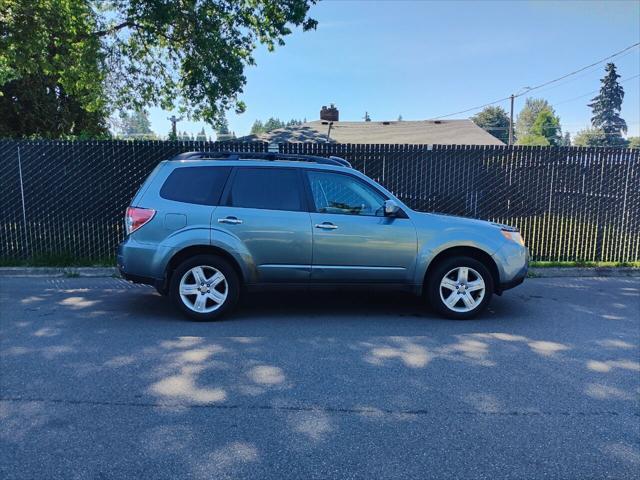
[493,243,529,294]
[498,263,527,292]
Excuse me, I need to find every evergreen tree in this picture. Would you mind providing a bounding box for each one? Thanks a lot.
[531,108,561,146]
[588,63,627,146]
[516,98,555,138]
[118,110,155,139]
[559,132,571,147]
[250,120,265,135]
[217,115,230,135]
[517,134,550,146]
[196,127,207,142]
[263,117,286,131]
[471,106,510,144]
[573,128,607,147]
[216,114,235,141]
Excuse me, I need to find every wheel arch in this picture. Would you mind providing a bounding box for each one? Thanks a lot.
[422,246,500,295]
[163,245,245,293]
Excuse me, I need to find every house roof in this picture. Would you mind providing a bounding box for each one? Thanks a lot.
[240,119,504,145]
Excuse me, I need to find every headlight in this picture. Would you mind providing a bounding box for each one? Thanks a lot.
[501,230,525,246]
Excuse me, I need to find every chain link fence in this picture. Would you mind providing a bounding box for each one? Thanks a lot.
[1,140,638,263]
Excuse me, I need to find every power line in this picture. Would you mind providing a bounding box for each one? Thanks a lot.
[550,73,639,107]
[433,41,640,120]
[515,42,640,97]
[433,95,513,120]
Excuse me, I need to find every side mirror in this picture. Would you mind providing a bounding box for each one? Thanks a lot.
[384,199,400,216]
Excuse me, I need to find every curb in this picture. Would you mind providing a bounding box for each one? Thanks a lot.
[0,266,638,279]
[0,267,119,278]
[528,267,640,278]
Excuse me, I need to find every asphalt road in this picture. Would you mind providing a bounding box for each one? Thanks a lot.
[1,276,639,480]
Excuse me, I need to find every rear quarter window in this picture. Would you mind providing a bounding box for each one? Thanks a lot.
[160,166,231,205]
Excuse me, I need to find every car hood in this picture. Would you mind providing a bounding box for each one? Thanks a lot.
[412,211,513,231]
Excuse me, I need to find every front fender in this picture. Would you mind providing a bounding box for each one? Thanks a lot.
[412,228,501,290]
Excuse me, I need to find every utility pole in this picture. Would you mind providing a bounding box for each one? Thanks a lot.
[167,115,183,139]
[508,94,515,146]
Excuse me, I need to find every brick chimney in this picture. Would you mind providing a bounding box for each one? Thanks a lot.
[320,104,339,122]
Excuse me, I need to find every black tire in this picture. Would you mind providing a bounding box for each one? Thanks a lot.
[169,254,240,321]
[426,256,493,320]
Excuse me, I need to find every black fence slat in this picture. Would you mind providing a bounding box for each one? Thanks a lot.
[0,141,637,263]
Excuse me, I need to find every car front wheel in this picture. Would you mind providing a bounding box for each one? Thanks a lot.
[427,256,493,319]
[170,255,240,321]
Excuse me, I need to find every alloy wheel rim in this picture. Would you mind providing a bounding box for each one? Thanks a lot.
[179,266,228,313]
[439,266,485,313]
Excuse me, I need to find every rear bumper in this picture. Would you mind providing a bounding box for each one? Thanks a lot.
[117,239,165,290]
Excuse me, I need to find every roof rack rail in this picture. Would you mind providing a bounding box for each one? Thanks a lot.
[169,151,352,168]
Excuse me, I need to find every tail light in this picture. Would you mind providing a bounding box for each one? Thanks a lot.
[125,207,156,235]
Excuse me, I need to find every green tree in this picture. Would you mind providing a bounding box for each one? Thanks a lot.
[250,120,266,135]
[216,115,235,141]
[471,106,510,144]
[196,128,207,142]
[263,118,286,131]
[516,98,555,138]
[117,110,155,138]
[1,0,317,138]
[573,128,607,147]
[559,132,571,147]
[627,137,640,149]
[0,0,109,138]
[251,118,302,135]
[517,134,550,146]
[531,108,562,146]
[588,63,628,146]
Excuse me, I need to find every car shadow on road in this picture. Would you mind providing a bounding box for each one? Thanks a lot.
[121,287,528,326]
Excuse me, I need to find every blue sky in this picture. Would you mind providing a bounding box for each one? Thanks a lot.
[148,0,640,140]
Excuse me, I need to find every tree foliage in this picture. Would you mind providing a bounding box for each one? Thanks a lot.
[588,62,627,146]
[250,117,303,135]
[626,137,640,149]
[116,110,155,139]
[573,128,607,147]
[1,0,317,138]
[515,98,555,139]
[471,106,510,144]
[0,0,109,138]
[196,128,207,142]
[517,134,550,146]
[531,108,561,146]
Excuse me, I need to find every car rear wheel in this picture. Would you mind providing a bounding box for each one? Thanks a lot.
[427,256,493,320]
[170,255,240,321]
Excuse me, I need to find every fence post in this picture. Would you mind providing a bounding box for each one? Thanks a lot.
[16,145,30,258]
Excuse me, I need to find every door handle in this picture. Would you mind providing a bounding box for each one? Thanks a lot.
[218,217,243,225]
[315,222,338,230]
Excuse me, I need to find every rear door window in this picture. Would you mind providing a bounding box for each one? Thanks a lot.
[227,168,303,211]
[160,166,231,205]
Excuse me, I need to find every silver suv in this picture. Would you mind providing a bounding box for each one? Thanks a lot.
[118,152,528,321]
